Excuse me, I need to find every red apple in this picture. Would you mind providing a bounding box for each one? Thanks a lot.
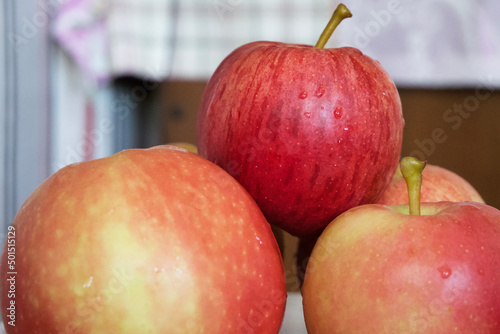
[1,146,286,333]
[196,4,404,237]
[378,163,484,205]
[302,157,500,333]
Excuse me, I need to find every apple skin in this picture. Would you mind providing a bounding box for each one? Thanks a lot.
[378,163,485,205]
[197,41,404,237]
[166,142,198,154]
[297,164,485,289]
[0,146,286,333]
[302,202,500,333]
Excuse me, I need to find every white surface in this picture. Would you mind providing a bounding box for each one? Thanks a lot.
[280,292,308,334]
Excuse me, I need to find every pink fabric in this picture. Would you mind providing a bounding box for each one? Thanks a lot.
[53,0,109,84]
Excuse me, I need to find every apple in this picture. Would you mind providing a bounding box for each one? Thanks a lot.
[297,161,486,289]
[166,142,198,154]
[1,146,286,333]
[378,163,484,205]
[166,142,287,255]
[196,4,404,237]
[302,157,500,333]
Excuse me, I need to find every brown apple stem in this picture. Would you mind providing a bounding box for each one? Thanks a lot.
[400,157,427,215]
[314,3,352,49]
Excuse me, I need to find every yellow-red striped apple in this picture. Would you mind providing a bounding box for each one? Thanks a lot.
[378,163,484,205]
[302,157,500,333]
[1,146,286,333]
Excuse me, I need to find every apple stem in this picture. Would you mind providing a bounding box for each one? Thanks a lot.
[314,3,352,49]
[400,157,427,215]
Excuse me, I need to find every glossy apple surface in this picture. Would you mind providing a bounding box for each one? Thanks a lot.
[302,202,500,333]
[1,146,286,333]
[166,142,198,154]
[378,163,484,205]
[197,42,404,237]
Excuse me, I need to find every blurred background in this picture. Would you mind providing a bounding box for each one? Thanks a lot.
[1,0,499,304]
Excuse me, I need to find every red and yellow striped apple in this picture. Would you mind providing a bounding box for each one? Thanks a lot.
[378,163,484,205]
[297,162,485,288]
[197,4,404,237]
[302,157,500,333]
[166,142,198,154]
[1,146,286,333]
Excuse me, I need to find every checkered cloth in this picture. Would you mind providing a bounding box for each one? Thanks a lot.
[52,0,500,86]
[337,0,500,87]
[52,0,332,84]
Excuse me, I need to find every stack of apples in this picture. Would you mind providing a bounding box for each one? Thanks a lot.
[195,3,500,333]
[2,3,500,334]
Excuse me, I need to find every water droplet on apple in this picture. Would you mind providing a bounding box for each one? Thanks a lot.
[298,91,308,99]
[334,107,343,119]
[304,112,311,118]
[82,276,93,288]
[438,265,452,279]
[315,86,325,98]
